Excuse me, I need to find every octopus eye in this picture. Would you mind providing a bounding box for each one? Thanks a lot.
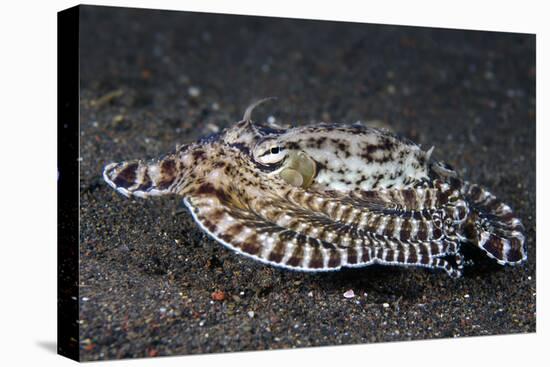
[254,142,286,165]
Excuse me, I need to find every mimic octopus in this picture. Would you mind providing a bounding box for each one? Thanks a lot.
[103,99,527,278]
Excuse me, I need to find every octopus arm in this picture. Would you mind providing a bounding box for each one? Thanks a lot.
[461,182,527,264]
[184,185,463,277]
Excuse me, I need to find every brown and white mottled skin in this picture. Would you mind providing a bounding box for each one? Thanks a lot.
[103,100,527,278]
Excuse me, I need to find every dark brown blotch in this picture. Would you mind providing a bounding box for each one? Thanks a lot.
[417,221,429,241]
[308,247,324,269]
[135,171,153,192]
[384,249,395,262]
[481,234,504,259]
[383,217,396,238]
[208,209,225,224]
[195,182,231,203]
[430,242,441,256]
[156,159,177,189]
[402,189,417,209]
[286,244,304,267]
[113,162,139,188]
[192,149,206,161]
[407,248,418,263]
[199,218,217,233]
[328,251,341,268]
[346,247,358,264]
[241,234,260,255]
[161,159,176,175]
[268,241,286,263]
[506,237,524,262]
[399,219,412,241]
[469,185,483,202]
[436,190,451,206]
[212,161,226,169]
[396,250,406,263]
[418,243,429,258]
[226,223,245,238]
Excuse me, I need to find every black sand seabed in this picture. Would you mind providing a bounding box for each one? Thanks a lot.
[78,6,536,361]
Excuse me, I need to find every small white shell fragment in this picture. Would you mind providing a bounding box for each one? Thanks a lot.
[343,289,355,298]
[188,86,201,97]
